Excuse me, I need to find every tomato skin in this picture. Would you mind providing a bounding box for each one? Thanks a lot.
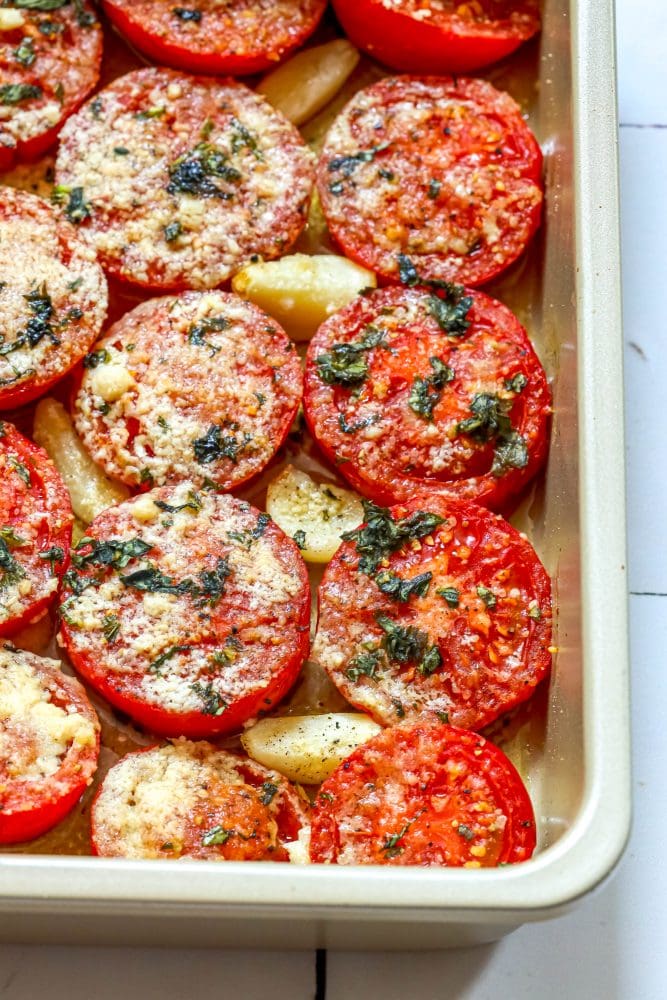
[0,422,73,638]
[91,740,309,860]
[55,68,315,292]
[59,485,311,740]
[310,721,536,866]
[332,0,540,74]
[102,0,327,76]
[313,495,552,731]
[0,188,108,410]
[0,649,100,845]
[72,292,303,493]
[303,285,551,510]
[317,76,543,288]
[0,2,102,170]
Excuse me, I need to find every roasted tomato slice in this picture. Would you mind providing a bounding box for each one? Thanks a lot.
[303,285,550,509]
[313,496,551,730]
[91,740,309,861]
[0,645,100,845]
[72,291,302,492]
[332,0,541,74]
[0,187,108,409]
[0,0,102,171]
[317,76,543,287]
[310,721,536,866]
[59,483,311,739]
[0,421,73,638]
[101,0,327,76]
[54,67,315,292]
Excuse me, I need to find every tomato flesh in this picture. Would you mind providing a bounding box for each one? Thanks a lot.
[91,741,309,861]
[0,647,100,845]
[332,0,540,74]
[310,721,536,866]
[102,0,327,76]
[317,76,543,288]
[313,496,552,730]
[304,285,550,509]
[0,421,73,638]
[0,1,102,170]
[73,291,302,492]
[59,484,311,739]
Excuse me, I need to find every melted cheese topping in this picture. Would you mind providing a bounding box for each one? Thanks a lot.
[0,3,101,154]
[60,483,307,717]
[0,650,96,783]
[54,67,315,289]
[0,187,108,393]
[104,0,326,62]
[92,740,306,861]
[317,77,542,284]
[73,291,301,489]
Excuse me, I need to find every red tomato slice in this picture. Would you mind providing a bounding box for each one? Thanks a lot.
[313,495,552,730]
[0,187,108,409]
[0,421,73,638]
[303,285,550,509]
[0,1,102,172]
[59,484,311,739]
[91,740,309,860]
[101,0,327,76]
[54,67,315,292]
[72,292,303,492]
[0,646,100,845]
[317,76,543,287]
[310,721,536,866]
[332,0,541,74]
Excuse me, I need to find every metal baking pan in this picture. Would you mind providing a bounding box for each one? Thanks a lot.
[0,0,629,948]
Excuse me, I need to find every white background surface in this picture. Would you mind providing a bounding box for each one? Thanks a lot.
[1,1,664,996]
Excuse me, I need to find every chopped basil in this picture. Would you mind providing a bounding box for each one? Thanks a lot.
[0,539,25,590]
[374,569,432,603]
[8,457,31,486]
[327,143,389,180]
[457,823,475,841]
[346,649,382,683]
[173,7,202,21]
[163,220,182,243]
[14,37,36,68]
[0,527,26,549]
[0,84,42,105]
[190,680,227,716]
[436,710,450,724]
[120,564,192,596]
[381,812,423,858]
[72,537,152,571]
[230,118,262,159]
[427,178,441,199]
[52,185,91,224]
[154,491,202,515]
[397,253,420,287]
[456,392,529,478]
[427,288,472,336]
[505,372,528,394]
[528,605,542,621]
[0,285,60,358]
[476,585,497,610]
[102,614,120,643]
[167,143,241,199]
[342,500,444,575]
[436,586,460,608]
[201,825,232,846]
[38,545,65,572]
[187,314,228,355]
[315,325,388,387]
[292,529,306,550]
[376,614,441,676]
[82,348,110,369]
[338,412,378,435]
[408,356,454,421]
[259,782,279,806]
[148,644,191,674]
[193,424,251,465]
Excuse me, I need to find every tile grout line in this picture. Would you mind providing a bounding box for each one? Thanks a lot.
[619,123,667,129]
[629,592,667,598]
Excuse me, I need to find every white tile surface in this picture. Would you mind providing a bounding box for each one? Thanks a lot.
[2,2,665,997]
